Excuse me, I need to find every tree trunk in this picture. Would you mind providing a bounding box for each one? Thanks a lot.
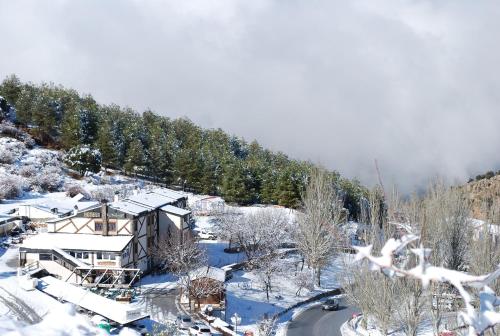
[316,267,321,287]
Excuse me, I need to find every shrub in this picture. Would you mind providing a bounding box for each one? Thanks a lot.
[0,138,25,164]
[19,164,37,178]
[0,148,15,164]
[33,150,61,167]
[0,121,21,138]
[0,174,22,199]
[64,145,102,176]
[65,184,90,199]
[32,166,64,192]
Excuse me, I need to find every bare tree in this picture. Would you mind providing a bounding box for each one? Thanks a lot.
[294,168,344,286]
[395,278,427,336]
[257,315,277,336]
[293,269,314,296]
[152,232,207,310]
[255,253,284,301]
[470,200,500,293]
[355,234,500,336]
[214,208,241,250]
[343,261,397,334]
[215,208,290,264]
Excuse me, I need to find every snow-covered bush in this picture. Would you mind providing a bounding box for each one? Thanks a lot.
[64,145,102,176]
[65,184,90,199]
[90,186,119,202]
[32,149,61,167]
[32,166,64,192]
[0,121,35,148]
[0,138,25,164]
[0,121,21,138]
[18,164,37,178]
[0,148,15,164]
[0,174,23,199]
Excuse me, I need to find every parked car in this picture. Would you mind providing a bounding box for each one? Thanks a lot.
[188,324,212,335]
[176,315,193,330]
[197,230,216,240]
[322,298,339,311]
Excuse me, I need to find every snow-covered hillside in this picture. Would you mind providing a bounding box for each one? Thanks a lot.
[0,136,146,215]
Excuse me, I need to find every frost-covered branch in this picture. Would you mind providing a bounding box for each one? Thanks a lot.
[354,235,500,335]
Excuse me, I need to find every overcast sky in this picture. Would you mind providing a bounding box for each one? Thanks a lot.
[1,0,499,191]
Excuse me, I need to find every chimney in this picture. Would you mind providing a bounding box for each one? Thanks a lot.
[133,187,139,196]
[113,192,119,203]
[101,200,108,236]
[73,205,79,216]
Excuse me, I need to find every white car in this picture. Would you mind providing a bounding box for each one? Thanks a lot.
[197,230,216,240]
[177,315,193,330]
[188,324,212,335]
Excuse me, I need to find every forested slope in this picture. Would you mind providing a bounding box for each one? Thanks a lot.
[0,74,366,216]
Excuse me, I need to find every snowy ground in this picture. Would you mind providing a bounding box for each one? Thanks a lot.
[0,150,353,336]
[191,210,354,334]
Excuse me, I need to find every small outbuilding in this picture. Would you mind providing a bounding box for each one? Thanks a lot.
[186,266,226,311]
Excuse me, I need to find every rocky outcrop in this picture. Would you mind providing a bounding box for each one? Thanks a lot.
[462,175,500,220]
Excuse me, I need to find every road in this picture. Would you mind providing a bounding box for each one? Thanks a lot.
[286,298,358,336]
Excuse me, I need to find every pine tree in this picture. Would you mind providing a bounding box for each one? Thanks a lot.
[60,98,80,149]
[0,74,22,105]
[124,138,146,174]
[221,162,253,204]
[15,85,37,125]
[31,92,57,142]
[96,119,117,167]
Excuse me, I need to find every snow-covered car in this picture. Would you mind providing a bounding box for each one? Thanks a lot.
[177,315,193,330]
[188,324,212,335]
[322,298,339,311]
[196,230,216,240]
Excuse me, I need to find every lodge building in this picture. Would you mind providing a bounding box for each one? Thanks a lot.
[19,188,192,285]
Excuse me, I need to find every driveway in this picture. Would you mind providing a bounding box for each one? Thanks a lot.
[286,298,358,336]
[136,287,180,322]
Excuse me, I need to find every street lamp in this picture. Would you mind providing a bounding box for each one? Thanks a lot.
[231,313,241,333]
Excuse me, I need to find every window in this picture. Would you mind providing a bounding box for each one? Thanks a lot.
[69,251,89,259]
[108,222,116,231]
[95,222,103,231]
[96,252,116,260]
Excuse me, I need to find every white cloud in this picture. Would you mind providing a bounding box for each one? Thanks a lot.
[1,0,499,191]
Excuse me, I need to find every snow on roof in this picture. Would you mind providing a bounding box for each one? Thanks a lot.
[160,205,191,217]
[151,188,186,200]
[190,266,226,282]
[38,276,148,325]
[21,233,133,252]
[21,200,99,216]
[52,247,87,267]
[109,200,150,216]
[71,193,85,202]
[127,192,176,209]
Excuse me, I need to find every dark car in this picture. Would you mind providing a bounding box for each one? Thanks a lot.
[322,298,339,311]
